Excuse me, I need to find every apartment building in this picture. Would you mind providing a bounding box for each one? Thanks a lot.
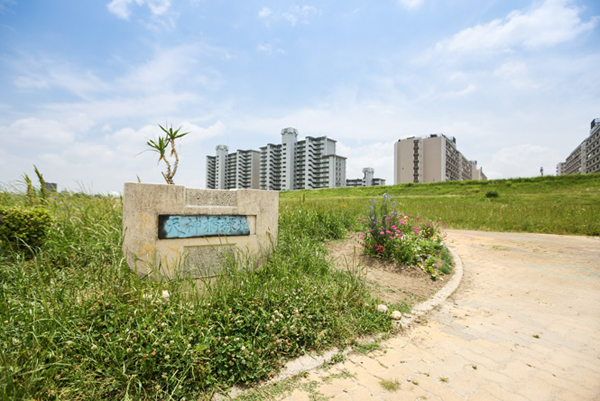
[346,167,386,187]
[259,128,347,191]
[394,134,486,184]
[205,145,260,189]
[557,119,600,175]
[207,127,347,191]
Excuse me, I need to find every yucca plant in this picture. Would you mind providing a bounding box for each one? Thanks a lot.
[146,124,190,184]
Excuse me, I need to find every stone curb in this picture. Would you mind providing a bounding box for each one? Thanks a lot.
[217,244,464,400]
[398,244,464,327]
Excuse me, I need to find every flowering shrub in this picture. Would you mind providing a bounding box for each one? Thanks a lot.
[357,194,450,279]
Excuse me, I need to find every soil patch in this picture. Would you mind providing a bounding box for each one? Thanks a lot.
[327,232,454,308]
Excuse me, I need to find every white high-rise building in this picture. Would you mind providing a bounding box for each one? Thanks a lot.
[207,127,347,191]
[206,146,260,189]
[259,128,346,191]
[346,167,386,187]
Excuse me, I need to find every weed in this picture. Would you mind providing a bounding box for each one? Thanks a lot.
[439,377,449,383]
[323,369,355,383]
[379,378,401,391]
[329,352,346,365]
[354,340,381,355]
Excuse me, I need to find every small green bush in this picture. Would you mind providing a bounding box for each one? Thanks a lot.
[0,206,53,252]
[485,190,499,198]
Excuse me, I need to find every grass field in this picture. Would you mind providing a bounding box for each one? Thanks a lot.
[1,173,597,399]
[280,174,600,236]
[0,190,393,400]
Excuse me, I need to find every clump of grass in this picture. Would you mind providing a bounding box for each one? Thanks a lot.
[0,189,392,400]
[379,378,401,391]
[353,340,381,355]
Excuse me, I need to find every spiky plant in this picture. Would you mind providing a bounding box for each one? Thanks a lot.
[146,124,190,185]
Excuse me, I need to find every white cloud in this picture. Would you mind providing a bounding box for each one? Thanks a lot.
[107,0,139,20]
[11,54,106,99]
[256,42,286,55]
[493,61,539,89]
[258,7,272,19]
[146,0,170,15]
[258,4,319,26]
[435,0,598,54]
[282,5,318,26]
[257,43,272,54]
[0,120,226,193]
[337,142,394,184]
[490,144,561,178]
[0,117,83,148]
[107,0,171,20]
[398,0,424,10]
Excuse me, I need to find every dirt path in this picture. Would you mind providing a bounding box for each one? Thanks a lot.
[272,229,600,401]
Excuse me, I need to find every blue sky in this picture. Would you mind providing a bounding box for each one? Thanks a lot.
[1,0,599,193]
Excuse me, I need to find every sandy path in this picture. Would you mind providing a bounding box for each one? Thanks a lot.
[273,229,600,401]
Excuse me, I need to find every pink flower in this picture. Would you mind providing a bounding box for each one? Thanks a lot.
[380,231,384,235]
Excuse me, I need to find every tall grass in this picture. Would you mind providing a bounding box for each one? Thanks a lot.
[0,191,390,400]
[281,174,600,236]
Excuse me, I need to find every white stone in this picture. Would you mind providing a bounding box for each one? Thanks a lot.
[377,304,388,313]
[390,310,403,320]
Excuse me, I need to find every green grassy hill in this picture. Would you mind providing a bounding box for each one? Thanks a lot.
[280,174,600,236]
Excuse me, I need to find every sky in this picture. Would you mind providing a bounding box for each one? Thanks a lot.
[0,0,599,194]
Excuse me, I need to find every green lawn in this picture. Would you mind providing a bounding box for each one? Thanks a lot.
[280,174,600,236]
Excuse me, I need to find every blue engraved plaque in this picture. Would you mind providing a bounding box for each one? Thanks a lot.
[158,215,250,239]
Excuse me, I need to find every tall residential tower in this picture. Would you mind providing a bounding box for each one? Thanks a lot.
[207,127,347,191]
[394,134,486,184]
[205,146,261,189]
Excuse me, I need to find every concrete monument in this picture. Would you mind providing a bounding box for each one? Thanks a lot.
[122,183,278,279]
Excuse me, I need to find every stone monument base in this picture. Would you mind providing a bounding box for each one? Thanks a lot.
[122,183,278,279]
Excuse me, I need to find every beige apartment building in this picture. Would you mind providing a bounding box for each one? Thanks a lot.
[557,118,600,176]
[394,134,486,184]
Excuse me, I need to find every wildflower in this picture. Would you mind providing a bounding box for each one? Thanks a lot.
[164,355,170,360]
